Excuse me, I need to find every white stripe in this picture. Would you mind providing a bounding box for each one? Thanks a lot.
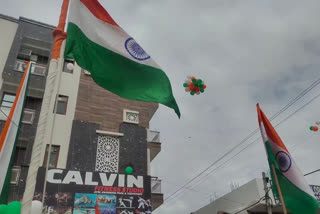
[265,132,316,198]
[68,0,160,69]
[260,121,315,198]
[0,64,31,193]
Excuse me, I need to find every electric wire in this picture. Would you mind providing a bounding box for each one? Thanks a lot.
[165,91,320,205]
[163,80,320,205]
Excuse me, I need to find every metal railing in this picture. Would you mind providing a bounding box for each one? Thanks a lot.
[147,130,160,143]
[151,177,162,194]
[14,60,47,76]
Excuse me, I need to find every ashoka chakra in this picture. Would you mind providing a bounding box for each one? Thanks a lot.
[125,38,151,61]
[275,151,292,172]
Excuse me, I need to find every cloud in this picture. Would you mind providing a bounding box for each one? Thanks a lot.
[1,0,320,213]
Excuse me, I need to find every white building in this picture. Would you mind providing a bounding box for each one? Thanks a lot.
[191,178,319,214]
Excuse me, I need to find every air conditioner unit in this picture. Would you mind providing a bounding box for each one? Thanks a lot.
[22,109,35,124]
[10,167,21,185]
[19,48,32,56]
[30,54,38,62]
[14,60,27,72]
[32,65,46,76]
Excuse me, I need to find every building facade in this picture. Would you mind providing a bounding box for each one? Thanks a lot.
[0,14,164,213]
[191,178,320,214]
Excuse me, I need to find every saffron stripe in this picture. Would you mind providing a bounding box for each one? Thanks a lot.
[0,62,30,153]
[79,0,119,27]
[257,104,289,153]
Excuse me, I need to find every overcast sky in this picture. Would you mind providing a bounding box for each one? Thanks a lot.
[2,0,320,213]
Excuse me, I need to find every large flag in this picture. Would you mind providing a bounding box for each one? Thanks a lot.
[64,0,180,117]
[0,62,32,203]
[257,104,319,214]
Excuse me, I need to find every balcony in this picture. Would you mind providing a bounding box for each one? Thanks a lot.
[151,177,163,211]
[147,130,161,161]
[2,60,48,98]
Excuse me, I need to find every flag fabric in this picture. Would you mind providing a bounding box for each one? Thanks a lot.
[64,0,180,117]
[0,62,32,203]
[257,104,319,214]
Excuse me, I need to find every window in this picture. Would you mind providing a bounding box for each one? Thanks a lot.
[0,93,15,120]
[14,60,28,72]
[31,64,46,76]
[22,109,35,124]
[63,59,74,74]
[1,93,15,108]
[36,55,49,65]
[54,95,68,115]
[13,146,26,166]
[43,145,60,168]
[123,109,139,124]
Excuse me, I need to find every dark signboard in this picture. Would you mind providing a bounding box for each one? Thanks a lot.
[34,167,152,214]
[310,185,320,203]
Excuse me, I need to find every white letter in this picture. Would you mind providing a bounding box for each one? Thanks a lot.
[85,172,98,185]
[127,175,143,188]
[99,173,117,186]
[62,171,83,185]
[47,169,63,184]
[118,174,125,187]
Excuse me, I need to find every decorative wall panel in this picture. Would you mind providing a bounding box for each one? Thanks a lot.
[95,135,119,173]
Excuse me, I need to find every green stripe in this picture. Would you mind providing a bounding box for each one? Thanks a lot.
[64,22,180,118]
[266,141,319,214]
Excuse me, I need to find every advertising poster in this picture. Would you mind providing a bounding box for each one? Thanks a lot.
[34,167,152,214]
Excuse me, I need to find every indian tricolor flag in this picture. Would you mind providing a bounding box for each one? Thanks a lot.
[64,0,180,117]
[0,62,32,203]
[257,104,319,214]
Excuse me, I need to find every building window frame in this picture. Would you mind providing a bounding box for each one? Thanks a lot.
[0,93,16,121]
[54,95,68,115]
[1,93,15,109]
[43,145,60,168]
[123,109,139,124]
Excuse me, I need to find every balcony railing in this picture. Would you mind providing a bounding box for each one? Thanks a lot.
[151,177,162,194]
[14,60,47,76]
[147,130,160,143]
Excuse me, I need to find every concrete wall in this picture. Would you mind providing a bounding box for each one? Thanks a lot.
[0,16,18,88]
[0,15,56,203]
[22,49,81,212]
[39,65,81,169]
[2,17,54,98]
[74,71,158,132]
[192,179,265,214]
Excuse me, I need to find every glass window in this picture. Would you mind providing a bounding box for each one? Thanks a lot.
[43,145,60,168]
[54,95,68,115]
[1,93,15,108]
[0,93,16,120]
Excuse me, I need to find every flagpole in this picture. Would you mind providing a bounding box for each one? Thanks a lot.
[52,0,69,59]
[271,164,287,214]
[41,0,69,208]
